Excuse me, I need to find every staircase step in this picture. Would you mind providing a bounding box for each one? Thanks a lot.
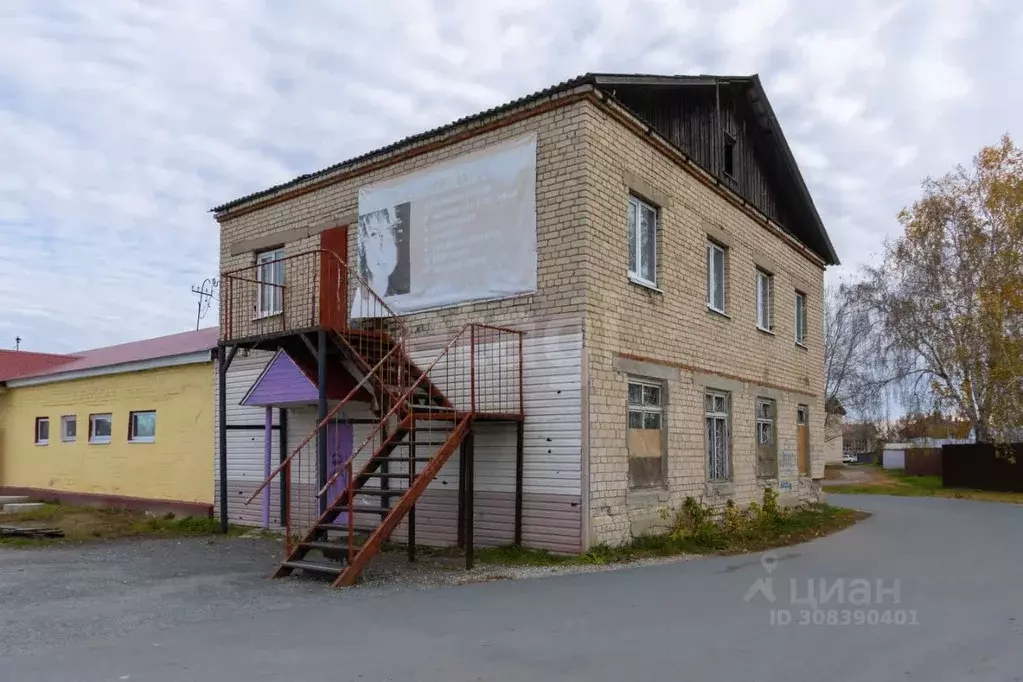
[317,522,380,532]
[354,489,410,497]
[300,540,361,554]
[411,411,462,421]
[373,456,434,462]
[331,505,391,515]
[281,560,342,576]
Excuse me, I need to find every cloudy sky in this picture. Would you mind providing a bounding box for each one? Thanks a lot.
[1,0,1020,353]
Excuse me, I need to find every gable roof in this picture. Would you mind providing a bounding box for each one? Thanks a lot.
[2,327,219,384]
[0,349,77,382]
[212,72,837,265]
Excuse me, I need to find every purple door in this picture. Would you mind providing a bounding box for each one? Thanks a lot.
[326,420,354,507]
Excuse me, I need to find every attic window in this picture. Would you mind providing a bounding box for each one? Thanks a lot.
[723,133,736,178]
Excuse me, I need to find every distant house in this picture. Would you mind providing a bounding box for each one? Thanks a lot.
[843,421,881,459]
[823,398,846,464]
[0,329,218,515]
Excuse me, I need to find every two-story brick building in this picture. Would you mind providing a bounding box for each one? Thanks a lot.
[212,73,838,586]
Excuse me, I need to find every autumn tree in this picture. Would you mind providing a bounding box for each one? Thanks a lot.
[824,281,878,421]
[861,135,1023,443]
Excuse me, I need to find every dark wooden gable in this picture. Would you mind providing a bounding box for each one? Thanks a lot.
[600,77,835,264]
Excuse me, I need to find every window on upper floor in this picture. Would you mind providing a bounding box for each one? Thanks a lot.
[627,196,658,287]
[795,291,808,346]
[256,248,285,317]
[627,378,665,487]
[34,417,49,445]
[707,241,728,314]
[723,133,736,178]
[756,269,774,332]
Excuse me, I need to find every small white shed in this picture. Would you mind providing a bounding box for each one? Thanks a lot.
[882,443,908,470]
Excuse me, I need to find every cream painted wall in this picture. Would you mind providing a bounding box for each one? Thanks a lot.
[0,362,214,504]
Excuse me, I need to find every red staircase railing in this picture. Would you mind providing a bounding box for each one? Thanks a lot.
[223,248,525,583]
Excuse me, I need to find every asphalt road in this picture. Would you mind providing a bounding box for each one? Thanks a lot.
[2,495,1022,681]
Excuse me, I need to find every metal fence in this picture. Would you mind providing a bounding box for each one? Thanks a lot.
[942,443,1023,492]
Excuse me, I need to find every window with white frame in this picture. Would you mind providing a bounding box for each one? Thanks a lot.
[256,248,285,317]
[34,417,49,445]
[627,379,665,487]
[89,413,112,445]
[129,411,157,443]
[61,415,77,442]
[795,291,808,345]
[707,241,727,313]
[706,391,730,481]
[756,398,778,477]
[627,196,658,286]
[756,269,773,331]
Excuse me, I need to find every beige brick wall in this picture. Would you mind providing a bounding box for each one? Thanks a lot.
[578,100,827,546]
[217,92,592,341]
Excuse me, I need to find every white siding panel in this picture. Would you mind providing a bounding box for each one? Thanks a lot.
[392,318,584,551]
[214,350,282,526]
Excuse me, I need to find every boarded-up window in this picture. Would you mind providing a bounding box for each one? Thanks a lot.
[706,392,731,481]
[757,398,778,477]
[627,379,664,487]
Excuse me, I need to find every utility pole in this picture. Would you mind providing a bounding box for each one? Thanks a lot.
[190,277,219,330]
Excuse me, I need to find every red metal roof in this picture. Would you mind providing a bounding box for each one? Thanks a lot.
[1,327,219,382]
[0,350,77,381]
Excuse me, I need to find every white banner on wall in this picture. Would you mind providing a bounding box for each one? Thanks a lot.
[351,133,538,318]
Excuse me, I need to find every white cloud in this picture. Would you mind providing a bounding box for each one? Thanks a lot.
[0,0,1018,351]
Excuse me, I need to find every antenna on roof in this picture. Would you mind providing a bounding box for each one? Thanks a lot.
[14,336,21,351]
[190,277,219,330]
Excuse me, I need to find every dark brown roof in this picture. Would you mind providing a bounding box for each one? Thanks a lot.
[212,72,837,265]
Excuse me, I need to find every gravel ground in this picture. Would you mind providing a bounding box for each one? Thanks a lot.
[4,496,1023,682]
[0,534,694,655]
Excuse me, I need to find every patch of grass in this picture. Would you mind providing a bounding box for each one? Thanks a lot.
[0,504,244,547]
[824,469,1023,504]
[475,490,868,568]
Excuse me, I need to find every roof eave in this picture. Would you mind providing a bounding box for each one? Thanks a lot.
[747,75,840,266]
[211,76,600,217]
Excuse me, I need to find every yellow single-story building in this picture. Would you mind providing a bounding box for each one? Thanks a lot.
[0,328,218,515]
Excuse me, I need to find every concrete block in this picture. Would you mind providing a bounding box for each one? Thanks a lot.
[0,496,30,505]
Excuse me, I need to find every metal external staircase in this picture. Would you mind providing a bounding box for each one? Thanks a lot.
[237,250,523,588]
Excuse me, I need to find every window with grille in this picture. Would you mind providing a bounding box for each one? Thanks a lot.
[627,379,665,487]
[756,398,778,477]
[706,391,731,481]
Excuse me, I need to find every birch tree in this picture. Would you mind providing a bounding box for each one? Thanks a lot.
[861,135,1023,443]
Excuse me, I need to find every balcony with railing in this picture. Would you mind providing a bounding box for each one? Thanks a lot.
[219,249,400,345]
